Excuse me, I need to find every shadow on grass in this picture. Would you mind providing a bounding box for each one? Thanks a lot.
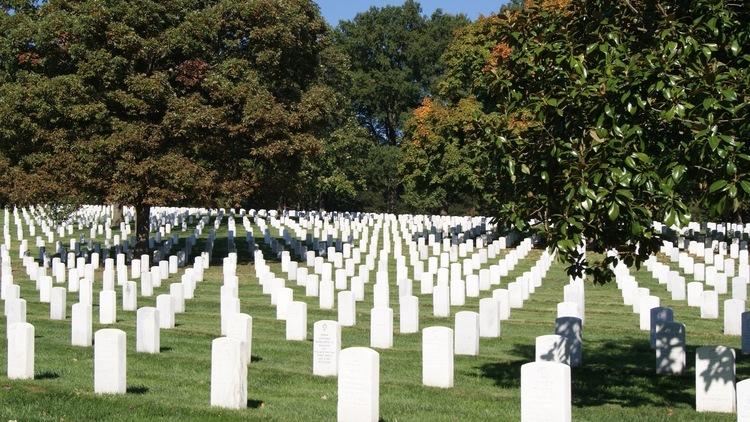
[251,355,263,363]
[35,371,59,380]
[247,399,264,408]
[160,346,173,353]
[127,385,149,394]
[477,338,699,408]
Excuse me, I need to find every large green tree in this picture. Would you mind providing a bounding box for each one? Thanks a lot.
[0,0,343,253]
[335,0,468,145]
[400,97,488,215]
[411,0,749,280]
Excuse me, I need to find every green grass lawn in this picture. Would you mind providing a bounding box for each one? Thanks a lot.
[0,214,745,421]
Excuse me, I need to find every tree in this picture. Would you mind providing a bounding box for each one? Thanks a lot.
[297,119,374,211]
[419,0,749,281]
[0,0,343,254]
[335,0,468,145]
[400,97,487,215]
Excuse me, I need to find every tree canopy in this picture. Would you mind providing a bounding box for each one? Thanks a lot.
[0,0,344,251]
[404,0,749,280]
[335,0,468,145]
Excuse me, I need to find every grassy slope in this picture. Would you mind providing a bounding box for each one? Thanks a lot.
[0,213,744,421]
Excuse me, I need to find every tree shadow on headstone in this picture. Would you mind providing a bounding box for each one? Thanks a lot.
[697,346,735,393]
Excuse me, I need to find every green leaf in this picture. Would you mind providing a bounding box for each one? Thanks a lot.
[722,89,737,101]
[726,162,736,176]
[671,165,685,181]
[740,180,750,195]
[708,136,720,150]
[730,39,740,56]
[709,179,727,193]
[607,202,619,221]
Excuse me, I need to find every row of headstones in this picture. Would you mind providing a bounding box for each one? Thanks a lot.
[259,229,525,303]
[252,239,542,326]
[645,255,750,333]
[620,258,721,320]
[4,255,210,340]
[646,255,742,301]
[203,321,575,422]
[612,254,750,414]
[614,260,688,373]
[268,210,490,248]
[665,247,747,284]
[264,210,493,271]
[253,248,555,358]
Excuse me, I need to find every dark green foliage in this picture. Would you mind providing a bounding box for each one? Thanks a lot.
[407,0,750,280]
[335,0,468,145]
[0,0,343,251]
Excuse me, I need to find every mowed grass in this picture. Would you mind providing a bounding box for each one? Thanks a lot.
[0,214,746,421]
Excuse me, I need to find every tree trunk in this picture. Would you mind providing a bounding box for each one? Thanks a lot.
[111,203,123,226]
[134,204,151,257]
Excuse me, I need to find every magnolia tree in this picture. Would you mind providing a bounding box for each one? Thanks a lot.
[405,0,749,281]
[0,0,344,254]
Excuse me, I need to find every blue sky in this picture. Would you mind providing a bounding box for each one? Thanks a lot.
[316,0,508,26]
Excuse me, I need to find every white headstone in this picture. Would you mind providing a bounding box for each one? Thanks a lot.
[50,286,66,320]
[313,320,341,377]
[639,295,660,331]
[227,313,253,361]
[170,283,185,313]
[493,289,510,320]
[454,311,479,356]
[695,345,735,413]
[399,295,419,334]
[7,322,34,379]
[71,303,92,347]
[535,334,570,365]
[337,347,379,422]
[338,291,356,327]
[370,307,393,349]
[433,285,450,317]
[286,301,308,341]
[724,299,745,335]
[508,282,523,308]
[136,307,160,354]
[700,290,719,319]
[557,301,580,320]
[479,297,501,338]
[555,317,582,367]
[99,290,117,324]
[373,283,389,309]
[422,326,454,388]
[649,307,674,349]
[737,378,750,421]
[210,337,247,409]
[94,328,126,394]
[520,361,571,422]
[156,294,175,329]
[320,280,334,310]
[655,321,685,375]
[687,282,704,307]
[449,279,465,306]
